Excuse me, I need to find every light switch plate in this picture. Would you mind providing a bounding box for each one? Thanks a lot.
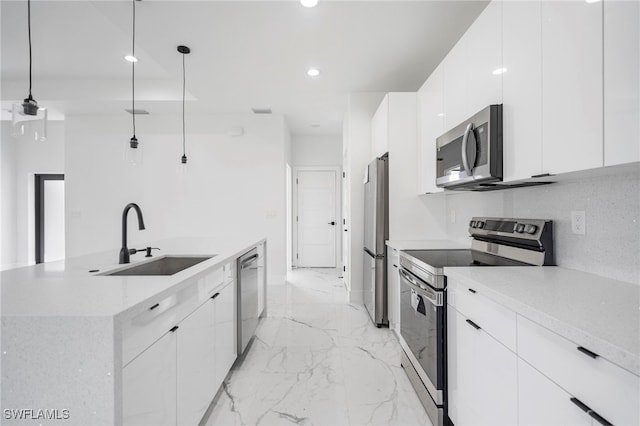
[571,211,586,235]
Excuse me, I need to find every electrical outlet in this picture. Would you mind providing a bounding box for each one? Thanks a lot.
[571,211,586,235]
[450,210,456,224]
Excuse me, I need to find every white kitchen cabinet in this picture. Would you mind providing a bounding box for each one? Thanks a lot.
[541,0,603,175]
[604,0,640,166]
[518,358,591,426]
[442,1,501,133]
[447,306,518,425]
[518,315,639,426]
[371,96,389,159]
[214,281,237,387]
[502,0,543,182]
[386,247,400,333]
[465,0,503,115]
[176,296,217,426]
[417,64,444,194]
[123,330,177,426]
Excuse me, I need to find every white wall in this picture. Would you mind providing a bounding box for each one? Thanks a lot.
[343,92,385,301]
[0,121,65,270]
[443,165,640,284]
[291,135,342,167]
[65,113,290,284]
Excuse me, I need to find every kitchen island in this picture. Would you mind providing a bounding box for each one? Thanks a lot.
[1,237,266,426]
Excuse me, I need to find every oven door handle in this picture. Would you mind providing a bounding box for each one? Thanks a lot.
[399,268,443,307]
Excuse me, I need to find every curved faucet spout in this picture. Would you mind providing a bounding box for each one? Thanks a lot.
[119,203,146,264]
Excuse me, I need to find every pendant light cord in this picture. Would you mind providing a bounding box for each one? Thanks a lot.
[27,0,33,100]
[131,0,136,137]
[182,53,186,157]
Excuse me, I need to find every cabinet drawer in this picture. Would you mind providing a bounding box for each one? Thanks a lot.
[121,266,226,366]
[449,282,516,351]
[517,315,639,426]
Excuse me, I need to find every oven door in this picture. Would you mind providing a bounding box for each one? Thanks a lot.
[399,267,445,403]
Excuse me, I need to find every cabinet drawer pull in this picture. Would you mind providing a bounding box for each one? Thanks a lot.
[393,264,398,268]
[169,326,179,333]
[211,292,220,300]
[577,346,599,359]
[570,398,612,426]
[570,397,590,413]
[589,410,613,426]
[465,319,481,330]
[468,288,476,294]
[149,303,160,311]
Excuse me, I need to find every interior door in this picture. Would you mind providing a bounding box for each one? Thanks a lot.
[35,174,65,263]
[296,170,337,267]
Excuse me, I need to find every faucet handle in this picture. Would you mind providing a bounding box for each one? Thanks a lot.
[145,247,160,257]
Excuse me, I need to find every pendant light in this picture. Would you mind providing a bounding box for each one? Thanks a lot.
[12,0,47,142]
[177,45,190,173]
[125,0,142,165]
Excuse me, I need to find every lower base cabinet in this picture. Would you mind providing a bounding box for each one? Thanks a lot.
[123,280,236,426]
[123,331,177,425]
[447,308,518,426]
[518,358,591,426]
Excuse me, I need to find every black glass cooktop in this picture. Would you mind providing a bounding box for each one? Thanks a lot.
[403,249,528,268]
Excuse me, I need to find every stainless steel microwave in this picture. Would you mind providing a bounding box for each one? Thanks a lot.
[436,104,502,190]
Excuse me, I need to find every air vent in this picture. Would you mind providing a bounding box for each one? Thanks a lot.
[125,109,149,115]
[251,108,272,114]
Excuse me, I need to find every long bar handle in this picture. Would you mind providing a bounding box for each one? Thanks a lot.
[399,269,442,307]
[461,122,473,176]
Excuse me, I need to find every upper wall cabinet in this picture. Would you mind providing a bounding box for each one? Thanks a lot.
[604,0,640,166]
[502,1,543,182]
[541,0,603,175]
[371,96,390,159]
[418,64,444,194]
[442,1,502,132]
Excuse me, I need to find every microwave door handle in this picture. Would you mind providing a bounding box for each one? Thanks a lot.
[461,122,473,176]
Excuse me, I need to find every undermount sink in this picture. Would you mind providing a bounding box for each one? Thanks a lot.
[104,256,215,276]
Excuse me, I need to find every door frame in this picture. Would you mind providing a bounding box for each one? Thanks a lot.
[292,166,341,268]
[34,173,64,264]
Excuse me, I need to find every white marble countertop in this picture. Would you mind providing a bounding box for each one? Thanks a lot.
[386,239,470,250]
[445,266,640,376]
[0,236,264,318]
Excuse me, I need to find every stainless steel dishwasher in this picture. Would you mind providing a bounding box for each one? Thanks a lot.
[237,247,259,355]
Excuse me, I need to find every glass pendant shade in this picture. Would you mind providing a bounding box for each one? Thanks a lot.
[11,100,47,141]
[124,136,143,165]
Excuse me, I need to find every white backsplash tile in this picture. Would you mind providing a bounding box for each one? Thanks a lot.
[445,167,640,284]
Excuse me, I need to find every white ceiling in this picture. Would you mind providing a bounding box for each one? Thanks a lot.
[1,0,488,136]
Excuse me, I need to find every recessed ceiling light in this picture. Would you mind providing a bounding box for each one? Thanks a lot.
[492,67,507,75]
[124,55,138,63]
[300,0,318,8]
[307,68,320,77]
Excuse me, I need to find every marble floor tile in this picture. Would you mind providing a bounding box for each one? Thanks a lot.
[205,268,431,426]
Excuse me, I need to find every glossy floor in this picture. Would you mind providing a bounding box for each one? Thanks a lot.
[205,268,431,426]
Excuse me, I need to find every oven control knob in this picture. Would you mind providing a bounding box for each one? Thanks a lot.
[515,224,526,233]
[524,224,538,234]
[469,220,477,228]
[475,221,485,229]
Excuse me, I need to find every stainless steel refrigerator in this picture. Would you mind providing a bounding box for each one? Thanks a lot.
[363,153,388,327]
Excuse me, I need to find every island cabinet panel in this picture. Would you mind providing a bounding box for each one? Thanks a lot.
[123,330,177,426]
[214,281,237,386]
[176,297,217,426]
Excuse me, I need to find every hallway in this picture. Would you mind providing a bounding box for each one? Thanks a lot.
[206,268,430,425]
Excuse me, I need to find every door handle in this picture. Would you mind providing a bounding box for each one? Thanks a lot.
[328,221,336,225]
[461,122,475,176]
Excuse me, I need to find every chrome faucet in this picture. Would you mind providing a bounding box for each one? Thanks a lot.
[119,203,146,264]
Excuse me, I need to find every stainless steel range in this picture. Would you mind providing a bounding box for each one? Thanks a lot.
[397,217,554,426]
